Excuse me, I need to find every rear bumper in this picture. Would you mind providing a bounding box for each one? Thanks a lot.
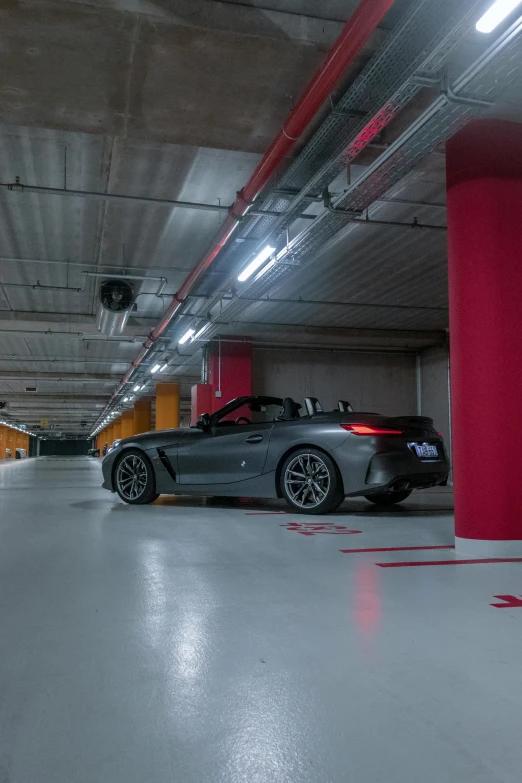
[349,448,449,496]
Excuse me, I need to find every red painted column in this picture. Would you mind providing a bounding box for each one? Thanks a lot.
[191,340,252,422]
[447,119,522,556]
[207,340,252,413]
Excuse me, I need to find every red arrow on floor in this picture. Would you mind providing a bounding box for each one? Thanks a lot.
[490,594,522,608]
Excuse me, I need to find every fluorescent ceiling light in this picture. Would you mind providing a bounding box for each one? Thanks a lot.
[123,397,129,402]
[150,363,161,374]
[238,245,275,282]
[179,328,195,345]
[159,363,168,372]
[476,0,522,32]
[133,384,142,392]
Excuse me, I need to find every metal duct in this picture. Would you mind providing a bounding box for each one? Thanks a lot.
[96,279,135,336]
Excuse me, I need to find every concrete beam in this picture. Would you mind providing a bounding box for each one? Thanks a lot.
[0,0,387,152]
[65,0,355,43]
[218,324,448,350]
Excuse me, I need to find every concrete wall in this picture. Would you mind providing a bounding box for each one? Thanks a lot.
[420,345,452,480]
[252,348,417,417]
[40,440,91,456]
[419,347,451,442]
[253,345,453,481]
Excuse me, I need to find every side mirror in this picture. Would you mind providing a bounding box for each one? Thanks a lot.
[196,413,211,431]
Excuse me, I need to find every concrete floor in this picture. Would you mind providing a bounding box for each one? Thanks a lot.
[1,458,522,783]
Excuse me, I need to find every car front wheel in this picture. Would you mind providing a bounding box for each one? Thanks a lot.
[364,490,412,506]
[114,449,159,505]
[281,448,344,515]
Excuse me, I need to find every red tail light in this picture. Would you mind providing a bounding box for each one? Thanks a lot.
[341,424,403,435]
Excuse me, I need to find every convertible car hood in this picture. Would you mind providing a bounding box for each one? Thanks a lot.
[119,427,189,449]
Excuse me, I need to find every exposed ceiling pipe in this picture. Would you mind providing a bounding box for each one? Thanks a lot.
[1,282,83,293]
[0,356,133,365]
[94,0,396,422]
[1,182,316,220]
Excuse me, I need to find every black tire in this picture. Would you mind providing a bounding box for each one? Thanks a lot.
[280,448,344,515]
[114,449,159,505]
[365,490,412,506]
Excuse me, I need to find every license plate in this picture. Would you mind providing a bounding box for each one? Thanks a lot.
[414,444,438,459]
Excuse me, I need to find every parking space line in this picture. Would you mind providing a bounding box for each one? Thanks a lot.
[377,558,522,568]
[340,545,454,554]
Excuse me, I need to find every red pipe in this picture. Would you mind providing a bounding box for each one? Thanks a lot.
[104,0,395,409]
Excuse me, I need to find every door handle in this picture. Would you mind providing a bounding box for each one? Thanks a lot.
[246,434,263,444]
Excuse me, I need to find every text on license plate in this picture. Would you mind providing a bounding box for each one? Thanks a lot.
[414,444,438,459]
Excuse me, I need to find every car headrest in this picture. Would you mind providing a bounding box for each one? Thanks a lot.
[338,400,354,413]
[304,397,323,416]
[276,397,302,421]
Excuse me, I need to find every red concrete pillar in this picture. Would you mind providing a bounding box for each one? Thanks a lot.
[447,119,522,555]
[191,339,252,423]
[191,383,213,425]
[207,340,252,411]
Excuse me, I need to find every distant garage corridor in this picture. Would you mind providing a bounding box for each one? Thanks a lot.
[1,457,522,783]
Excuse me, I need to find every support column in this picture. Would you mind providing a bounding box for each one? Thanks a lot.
[191,339,252,422]
[107,425,114,447]
[155,383,180,430]
[447,119,522,556]
[5,428,14,458]
[120,411,134,440]
[134,399,152,434]
[112,419,122,442]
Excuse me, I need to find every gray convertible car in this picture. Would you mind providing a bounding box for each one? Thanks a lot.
[101,395,449,514]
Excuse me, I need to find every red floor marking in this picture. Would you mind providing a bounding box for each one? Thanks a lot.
[377,558,522,568]
[340,545,454,554]
[490,594,522,608]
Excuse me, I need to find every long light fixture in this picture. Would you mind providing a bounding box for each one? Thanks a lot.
[476,0,522,32]
[179,328,195,345]
[133,384,142,392]
[150,363,161,374]
[238,245,275,282]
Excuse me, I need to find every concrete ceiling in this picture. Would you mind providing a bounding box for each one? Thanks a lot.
[0,0,521,434]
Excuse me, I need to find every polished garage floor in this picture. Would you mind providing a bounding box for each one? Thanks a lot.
[1,458,522,783]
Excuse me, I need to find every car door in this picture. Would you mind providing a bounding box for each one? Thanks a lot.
[177,421,274,485]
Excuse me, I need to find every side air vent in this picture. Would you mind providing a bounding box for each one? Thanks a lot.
[157,448,176,481]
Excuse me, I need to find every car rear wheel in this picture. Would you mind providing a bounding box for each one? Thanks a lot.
[365,490,412,506]
[115,449,159,505]
[281,448,344,515]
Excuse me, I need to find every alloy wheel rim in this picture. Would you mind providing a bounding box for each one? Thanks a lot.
[284,453,330,508]
[116,454,148,500]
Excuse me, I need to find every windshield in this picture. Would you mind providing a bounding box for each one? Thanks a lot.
[212,397,284,426]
